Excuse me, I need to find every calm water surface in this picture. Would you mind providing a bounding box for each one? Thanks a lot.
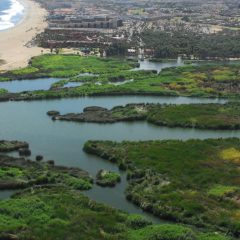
[133,58,184,73]
[63,82,83,88]
[0,189,17,199]
[0,78,61,93]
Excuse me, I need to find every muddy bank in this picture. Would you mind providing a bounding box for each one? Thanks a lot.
[48,104,147,123]
[0,140,29,152]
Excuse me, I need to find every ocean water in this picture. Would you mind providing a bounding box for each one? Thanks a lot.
[0,0,24,31]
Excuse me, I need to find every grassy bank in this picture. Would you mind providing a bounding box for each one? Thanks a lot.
[84,138,240,237]
[0,55,137,80]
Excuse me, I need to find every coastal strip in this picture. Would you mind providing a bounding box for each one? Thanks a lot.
[0,0,48,71]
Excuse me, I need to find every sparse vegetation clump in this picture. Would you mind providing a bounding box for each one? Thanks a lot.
[0,88,8,95]
[96,169,121,187]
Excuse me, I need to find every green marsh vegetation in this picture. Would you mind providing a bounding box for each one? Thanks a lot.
[1,55,240,100]
[146,102,240,129]
[0,88,8,95]
[84,138,240,237]
[0,147,230,239]
[52,102,240,130]
[0,187,232,240]
[0,187,131,239]
[0,55,240,239]
[140,29,240,59]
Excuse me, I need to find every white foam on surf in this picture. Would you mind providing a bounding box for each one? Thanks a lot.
[0,0,24,31]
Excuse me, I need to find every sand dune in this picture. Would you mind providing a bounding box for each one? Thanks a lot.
[0,0,48,71]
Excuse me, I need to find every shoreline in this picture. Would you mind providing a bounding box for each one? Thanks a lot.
[0,0,48,71]
[0,0,24,32]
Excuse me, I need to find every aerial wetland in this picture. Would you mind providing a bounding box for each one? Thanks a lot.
[0,55,240,239]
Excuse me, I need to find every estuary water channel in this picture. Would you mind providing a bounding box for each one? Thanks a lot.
[0,60,237,223]
[0,95,236,222]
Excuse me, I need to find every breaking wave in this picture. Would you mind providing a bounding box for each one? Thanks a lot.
[0,0,24,31]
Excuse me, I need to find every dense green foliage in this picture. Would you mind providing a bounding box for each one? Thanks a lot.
[0,187,128,239]
[147,102,240,129]
[0,88,8,95]
[141,30,240,59]
[50,69,155,88]
[0,187,231,239]
[84,138,240,237]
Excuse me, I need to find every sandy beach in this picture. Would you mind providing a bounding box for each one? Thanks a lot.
[0,0,48,71]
